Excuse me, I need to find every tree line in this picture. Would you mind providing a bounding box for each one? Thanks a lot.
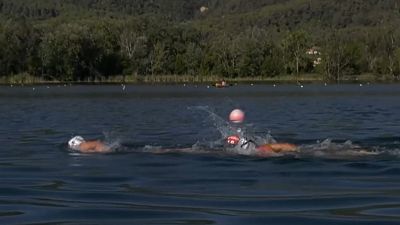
[1,17,400,82]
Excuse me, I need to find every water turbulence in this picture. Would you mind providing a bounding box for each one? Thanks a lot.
[103,131,123,151]
[297,139,382,159]
[104,105,400,160]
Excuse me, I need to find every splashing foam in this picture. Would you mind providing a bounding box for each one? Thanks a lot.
[102,131,123,152]
[295,139,378,159]
[189,106,280,156]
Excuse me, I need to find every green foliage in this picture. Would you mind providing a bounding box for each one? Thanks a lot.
[0,18,40,76]
[282,30,309,76]
[39,22,122,81]
[320,31,364,81]
[1,0,400,82]
[261,42,285,77]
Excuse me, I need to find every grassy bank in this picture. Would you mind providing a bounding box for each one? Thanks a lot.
[0,73,399,85]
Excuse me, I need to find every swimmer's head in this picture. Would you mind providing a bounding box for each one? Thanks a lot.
[68,136,85,150]
[229,109,245,123]
[227,135,240,145]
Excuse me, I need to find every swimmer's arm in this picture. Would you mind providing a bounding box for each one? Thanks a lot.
[268,143,297,152]
[258,143,297,153]
[79,141,111,153]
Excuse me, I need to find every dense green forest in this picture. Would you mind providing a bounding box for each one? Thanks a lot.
[1,0,400,83]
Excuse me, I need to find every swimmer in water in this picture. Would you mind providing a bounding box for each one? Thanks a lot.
[68,136,111,153]
[226,109,297,155]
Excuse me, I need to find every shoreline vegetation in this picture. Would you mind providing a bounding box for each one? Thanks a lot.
[1,73,399,85]
[1,1,400,85]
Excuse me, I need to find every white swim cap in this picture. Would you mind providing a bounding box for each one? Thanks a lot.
[68,136,85,150]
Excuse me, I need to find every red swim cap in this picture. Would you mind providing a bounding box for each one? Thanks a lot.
[227,135,240,145]
[229,109,245,123]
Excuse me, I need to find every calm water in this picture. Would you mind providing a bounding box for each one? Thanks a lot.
[1,84,400,225]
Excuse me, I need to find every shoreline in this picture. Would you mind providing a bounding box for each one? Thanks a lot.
[1,74,399,85]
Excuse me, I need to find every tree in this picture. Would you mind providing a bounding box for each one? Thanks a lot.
[39,22,120,81]
[119,24,148,77]
[182,42,203,75]
[236,28,265,77]
[379,28,400,79]
[211,33,241,77]
[261,42,285,77]
[321,31,362,81]
[0,19,40,76]
[282,30,309,77]
[149,42,167,75]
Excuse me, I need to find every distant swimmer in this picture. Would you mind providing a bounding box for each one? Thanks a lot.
[226,109,297,155]
[68,136,111,153]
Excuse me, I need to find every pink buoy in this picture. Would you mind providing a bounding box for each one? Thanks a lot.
[229,109,245,123]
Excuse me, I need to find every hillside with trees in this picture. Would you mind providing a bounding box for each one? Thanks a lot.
[1,0,400,83]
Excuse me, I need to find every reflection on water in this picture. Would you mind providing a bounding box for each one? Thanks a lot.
[1,84,400,225]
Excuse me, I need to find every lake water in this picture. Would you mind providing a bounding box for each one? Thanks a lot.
[1,84,400,225]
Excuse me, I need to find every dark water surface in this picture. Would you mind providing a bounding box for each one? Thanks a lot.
[1,84,400,224]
